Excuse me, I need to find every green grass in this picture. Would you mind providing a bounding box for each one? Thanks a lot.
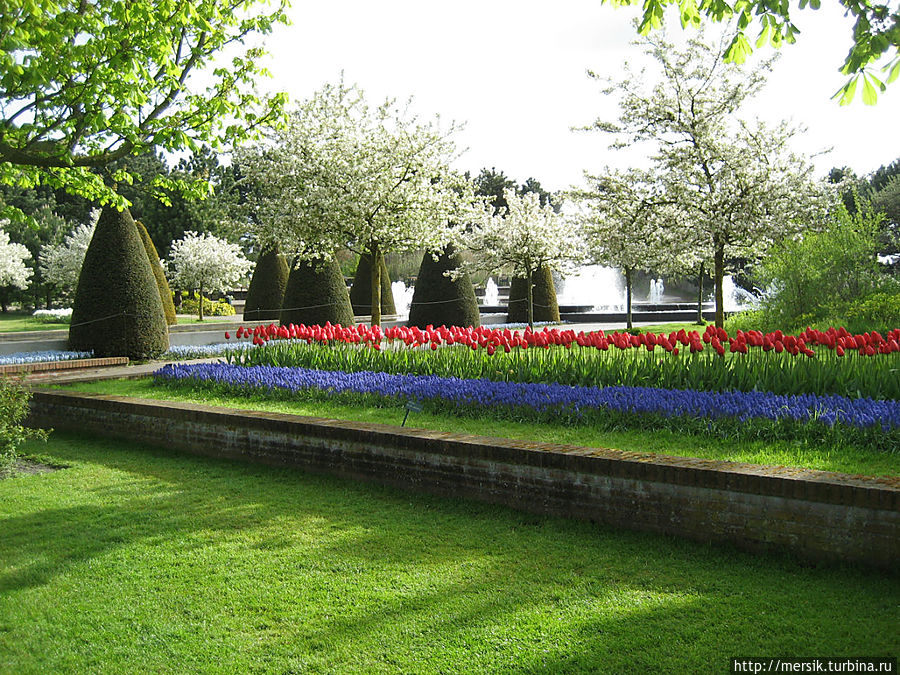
[624,321,705,334]
[55,378,900,477]
[1,431,896,674]
[0,312,69,332]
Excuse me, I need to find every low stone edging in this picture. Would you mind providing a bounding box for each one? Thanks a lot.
[26,389,899,570]
[1,356,129,375]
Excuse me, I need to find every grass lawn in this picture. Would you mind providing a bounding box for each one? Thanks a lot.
[0,312,70,333]
[56,378,900,477]
[1,431,896,674]
[621,321,706,334]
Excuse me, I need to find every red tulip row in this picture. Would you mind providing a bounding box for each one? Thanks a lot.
[225,322,900,359]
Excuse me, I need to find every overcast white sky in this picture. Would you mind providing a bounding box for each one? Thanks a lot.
[256,0,899,193]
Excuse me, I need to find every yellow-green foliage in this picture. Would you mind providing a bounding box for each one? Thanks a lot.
[181,292,235,318]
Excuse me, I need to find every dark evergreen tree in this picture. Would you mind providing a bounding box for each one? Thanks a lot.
[408,245,480,328]
[69,207,168,358]
[135,220,177,325]
[349,252,395,316]
[506,266,559,323]
[280,258,354,327]
[244,245,289,321]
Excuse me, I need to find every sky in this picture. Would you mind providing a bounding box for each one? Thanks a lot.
[255,0,899,194]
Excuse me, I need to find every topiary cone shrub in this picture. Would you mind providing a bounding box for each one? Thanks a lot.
[349,252,395,316]
[135,219,177,325]
[280,257,355,327]
[408,244,480,328]
[69,206,169,359]
[506,266,560,324]
[244,245,289,322]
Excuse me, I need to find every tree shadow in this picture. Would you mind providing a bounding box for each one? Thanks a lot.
[2,431,897,672]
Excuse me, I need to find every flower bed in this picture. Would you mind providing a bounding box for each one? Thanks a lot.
[0,349,92,366]
[153,362,900,451]
[216,323,900,399]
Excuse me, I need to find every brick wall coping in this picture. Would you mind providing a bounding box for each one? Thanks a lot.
[30,389,899,512]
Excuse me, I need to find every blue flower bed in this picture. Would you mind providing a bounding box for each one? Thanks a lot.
[0,350,93,365]
[154,363,900,447]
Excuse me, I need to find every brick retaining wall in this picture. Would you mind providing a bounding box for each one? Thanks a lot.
[27,389,899,569]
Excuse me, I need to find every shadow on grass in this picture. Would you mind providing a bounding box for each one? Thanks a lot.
[1,431,897,672]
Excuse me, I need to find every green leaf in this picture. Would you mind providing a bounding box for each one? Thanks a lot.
[861,76,877,105]
[832,76,858,105]
[886,59,900,85]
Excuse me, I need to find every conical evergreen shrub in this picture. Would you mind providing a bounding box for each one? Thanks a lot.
[244,245,289,322]
[135,220,177,325]
[280,257,354,327]
[349,252,395,316]
[408,245,480,328]
[69,207,169,358]
[506,265,560,323]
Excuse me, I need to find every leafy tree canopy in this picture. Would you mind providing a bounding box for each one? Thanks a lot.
[604,0,900,103]
[0,0,289,215]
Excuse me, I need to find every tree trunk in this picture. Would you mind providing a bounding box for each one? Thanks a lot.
[714,243,725,329]
[198,283,204,322]
[696,262,705,325]
[525,268,534,328]
[624,266,633,330]
[370,242,382,327]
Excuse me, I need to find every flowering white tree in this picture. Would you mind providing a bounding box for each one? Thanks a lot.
[166,231,251,321]
[584,31,832,327]
[0,226,32,312]
[237,81,477,326]
[39,214,98,301]
[462,189,583,327]
[571,169,677,328]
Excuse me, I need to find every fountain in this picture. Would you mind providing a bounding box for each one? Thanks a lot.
[722,275,759,312]
[556,265,626,311]
[483,277,499,306]
[391,280,415,319]
[648,278,664,304]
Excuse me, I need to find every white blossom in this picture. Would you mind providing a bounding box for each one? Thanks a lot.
[0,225,33,290]
[166,231,251,320]
[461,189,583,324]
[236,80,479,324]
[40,217,97,298]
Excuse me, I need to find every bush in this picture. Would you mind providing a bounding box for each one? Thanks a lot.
[843,290,900,333]
[280,257,355,327]
[506,266,559,323]
[135,220,177,325]
[69,206,169,359]
[349,252,395,316]
[0,376,47,476]
[756,204,886,330]
[408,245,480,328]
[243,245,289,322]
[180,292,235,317]
[31,308,72,323]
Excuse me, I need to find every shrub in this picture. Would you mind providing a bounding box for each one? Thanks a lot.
[408,245,480,328]
[244,245,289,322]
[0,376,48,476]
[843,290,900,333]
[180,292,235,317]
[69,207,169,359]
[506,266,560,323]
[349,252,395,316]
[32,308,72,323]
[280,257,354,327]
[756,204,885,329]
[135,220,177,325]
